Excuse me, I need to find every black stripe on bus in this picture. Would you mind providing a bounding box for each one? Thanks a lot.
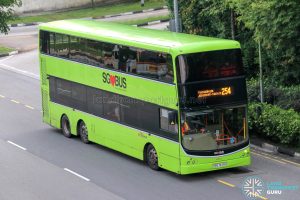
[49,76,179,142]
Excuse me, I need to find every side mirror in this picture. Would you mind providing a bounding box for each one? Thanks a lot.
[168,111,178,125]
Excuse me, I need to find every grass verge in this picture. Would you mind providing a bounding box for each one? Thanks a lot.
[10,0,166,24]
[0,46,14,55]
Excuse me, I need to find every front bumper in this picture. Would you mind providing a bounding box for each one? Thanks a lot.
[180,147,251,175]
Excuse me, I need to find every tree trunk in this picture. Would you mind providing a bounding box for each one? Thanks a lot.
[230,9,235,40]
[91,0,95,9]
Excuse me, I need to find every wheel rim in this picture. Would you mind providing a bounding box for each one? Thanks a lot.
[148,148,158,168]
[80,123,88,141]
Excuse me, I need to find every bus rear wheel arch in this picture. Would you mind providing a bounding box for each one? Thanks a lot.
[61,114,72,138]
[145,144,160,171]
[77,120,89,144]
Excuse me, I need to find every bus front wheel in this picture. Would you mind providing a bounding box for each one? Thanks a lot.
[146,144,159,170]
[78,121,89,144]
[61,115,72,138]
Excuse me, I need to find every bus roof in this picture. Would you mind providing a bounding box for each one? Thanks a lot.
[39,19,240,55]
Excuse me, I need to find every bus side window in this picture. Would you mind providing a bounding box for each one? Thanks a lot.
[49,32,55,55]
[55,33,69,58]
[102,43,118,70]
[102,92,121,122]
[160,108,178,133]
[137,51,174,82]
[87,88,103,117]
[118,46,137,73]
[86,39,102,67]
[40,31,50,54]
[69,37,87,63]
[71,82,87,111]
[119,96,139,127]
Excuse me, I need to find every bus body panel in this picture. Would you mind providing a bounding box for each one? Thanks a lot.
[40,57,51,124]
[179,146,251,174]
[49,102,181,174]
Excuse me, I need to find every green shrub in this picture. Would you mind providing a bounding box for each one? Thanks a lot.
[247,79,300,112]
[248,103,300,145]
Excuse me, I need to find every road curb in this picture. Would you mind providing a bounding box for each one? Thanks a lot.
[8,6,168,27]
[133,19,170,27]
[92,6,168,19]
[250,139,300,158]
[9,22,42,28]
[0,50,19,58]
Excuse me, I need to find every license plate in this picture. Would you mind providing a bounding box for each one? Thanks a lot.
[213,162,228,168]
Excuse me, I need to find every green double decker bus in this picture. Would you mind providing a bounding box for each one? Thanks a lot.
[39,19,250,174]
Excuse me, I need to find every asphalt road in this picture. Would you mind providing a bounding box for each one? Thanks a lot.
[1,52,300,200]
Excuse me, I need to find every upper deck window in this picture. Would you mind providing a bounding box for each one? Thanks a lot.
[40,30,174,83]
[177,49,244,84]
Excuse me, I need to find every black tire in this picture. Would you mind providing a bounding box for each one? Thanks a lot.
[78,121,89,144]
[146,144,159,170]
[61,115,72,138]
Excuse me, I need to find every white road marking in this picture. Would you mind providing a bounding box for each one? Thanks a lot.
[0,95,5,98]
[0,55,13,62]
[7,140,27,150]
[25,105,35,110]
[0,63,39,80]
[10,99,20,104]
[64,168,90,182]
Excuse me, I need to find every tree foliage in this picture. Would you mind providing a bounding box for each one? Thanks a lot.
[166,0,300,85]
[166,0,258,78]
[0,0,21,34]
[229,0,300,85]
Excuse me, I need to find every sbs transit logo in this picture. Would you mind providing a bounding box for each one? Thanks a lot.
[102,72,127,89]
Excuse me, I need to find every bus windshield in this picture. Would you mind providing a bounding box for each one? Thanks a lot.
[178,49,244,84]
[181,106,248,151]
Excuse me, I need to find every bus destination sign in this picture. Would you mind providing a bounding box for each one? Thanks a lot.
[197,86,232,98]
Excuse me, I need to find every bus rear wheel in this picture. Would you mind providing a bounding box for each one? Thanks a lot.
[61,115,72,138]
[146,144,159,170]
[79,121,89,144]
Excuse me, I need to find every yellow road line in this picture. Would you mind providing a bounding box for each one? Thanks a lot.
[280,159,300,167]
[10,99,20,104]
[249,192,268,200]
[217,180,235,188]
[257,151,279,159]
[25,105,34,110]
[0,95,5,98]
[251,152,286,164]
